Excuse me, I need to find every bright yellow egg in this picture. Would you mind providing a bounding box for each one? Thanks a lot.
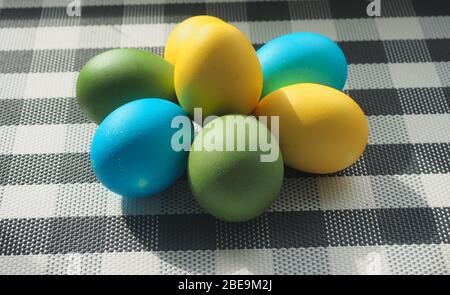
[254,83,368,174]
[164,15,224,65]
[175,22,263,118]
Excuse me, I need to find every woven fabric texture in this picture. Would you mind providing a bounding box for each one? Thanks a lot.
[0,0,449,275]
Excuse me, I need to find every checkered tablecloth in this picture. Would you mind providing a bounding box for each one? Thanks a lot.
[0,0,449,275]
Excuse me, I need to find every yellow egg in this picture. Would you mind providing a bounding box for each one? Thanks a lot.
[175,22,263,118]
[164,15,224,65]
[254,83,368,174]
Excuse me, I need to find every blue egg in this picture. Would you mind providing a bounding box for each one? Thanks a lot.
[257,32,347,97]
[90,98,193,198]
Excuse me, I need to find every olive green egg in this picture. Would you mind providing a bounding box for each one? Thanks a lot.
[188,115,284,222]
[76,48,176,124]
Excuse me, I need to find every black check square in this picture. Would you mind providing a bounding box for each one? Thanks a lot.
[0,218,52,255]
[288,0,332,20]
[206,3,248,22]
[58,153,97,185]
[339,41,388,64]
[381,0,416,17]
[0,99,23,126]
[0,50,33,74]
[328,0,369,19]
[0,154,14,185]
[8,154,61,185]
[348,89,402,116]
[246,1,290,21]
[377,208,440,245]
[268,211,328,248]
[65,98,90,124]
[80,5,124,26]
[123,4,164,25]
[412,0,450,17]
[30,49,76,73]
[163,3,207,23]
[363,144,421,175]
[216,215,270,249]
[157,214,216,251]
[0,7,42,28]
[20,98,69,125]
[48,216,158,253]
[426,39,450,62]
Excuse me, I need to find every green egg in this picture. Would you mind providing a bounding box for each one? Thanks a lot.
[76,48,176,124]
[188,115,284,222]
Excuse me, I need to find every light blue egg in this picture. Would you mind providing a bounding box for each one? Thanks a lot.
[257,32,348,97]
[90,98,193,198]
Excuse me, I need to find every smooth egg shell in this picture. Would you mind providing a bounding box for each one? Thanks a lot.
[175,22,262,118]
[257,32,347,97]
[188,115,283,222]
[164,15,224,65]
[76,48,175,124]
[254,83,368,174]
[90,98,193,198]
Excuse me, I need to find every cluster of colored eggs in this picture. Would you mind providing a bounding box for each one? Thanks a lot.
[76,16,368,222]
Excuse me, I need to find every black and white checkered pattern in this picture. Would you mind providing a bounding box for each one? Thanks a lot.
[0,0,449,275]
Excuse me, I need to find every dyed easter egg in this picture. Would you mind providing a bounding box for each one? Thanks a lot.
[164,15,224,65]
[175,22,262,118]
[76,49,175,124]
[257,32,347,97]
[188,115,283,222]
[90,99,193,198]
[254,83,368,174]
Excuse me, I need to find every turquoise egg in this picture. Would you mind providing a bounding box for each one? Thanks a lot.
[257,32,347,97]
[90,98,193,198]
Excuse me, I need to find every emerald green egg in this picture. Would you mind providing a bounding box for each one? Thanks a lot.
[76,48,175,124]
[188,115,284,222]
